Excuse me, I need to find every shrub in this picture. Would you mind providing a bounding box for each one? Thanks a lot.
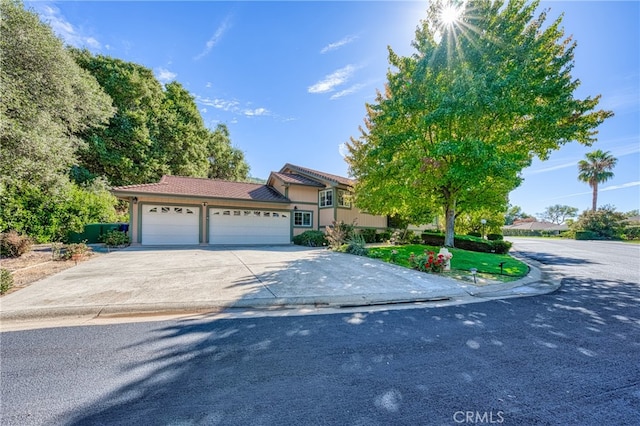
[293,230,327,247]
[0,230,33,258]
[377,230,392,243]
[62,242,91,260]
[571,206,626,240]
[575,230,600,240]
[408,250,446,273]
[486,233,504,241]
[345,233,369,256]
[1,268,13,294]
[623,226,640,241]
[360,228,377,243]
[421,233,511,254]
[325,220,356,250]
[99,230,130,247]
[467,231,482,238]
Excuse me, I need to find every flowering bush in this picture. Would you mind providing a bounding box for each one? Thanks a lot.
[408,250,446,273]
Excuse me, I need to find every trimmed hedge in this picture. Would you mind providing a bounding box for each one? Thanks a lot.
[421,232,512,254]
[293,230,327,247]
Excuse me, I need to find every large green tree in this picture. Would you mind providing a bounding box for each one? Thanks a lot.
[70,50,168,186]
[0,0,117,241]
[206,124,250,181]
[346,0,612,246]
[70,50,250,185]
[577,150,617,212]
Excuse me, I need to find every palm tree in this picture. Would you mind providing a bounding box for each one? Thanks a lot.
[578,150,617,211]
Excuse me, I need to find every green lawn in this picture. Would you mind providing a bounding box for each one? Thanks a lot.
[368,244,529,278]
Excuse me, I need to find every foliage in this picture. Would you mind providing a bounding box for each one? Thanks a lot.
[62,242,91,260]
[359,228,378,243]
[345,233,369,256]
[622,226,640,241]
[577,150,617,211]
[70,50,250,186]
[368,244,528,276]
[99,230,130,247]
[540,204,579,224]
[0,1,114,194]
[0,230,33,258]
[206,124,250,181]
[408,250,446,273]
[486,234,504,241]
[421,232,512,254]
[504,205,532,225]
[345,0,612,248]
[1,179,119,242]
[325,220,356,250]
[571,205,626,240]
[0,1,116,242]
[0,268,13,295]
[292,230,327,247]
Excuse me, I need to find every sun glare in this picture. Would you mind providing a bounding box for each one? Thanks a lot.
[440,4,462,26]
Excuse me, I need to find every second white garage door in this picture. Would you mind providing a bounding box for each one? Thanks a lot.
[209,208,290,245]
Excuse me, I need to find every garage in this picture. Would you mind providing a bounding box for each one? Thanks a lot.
[141,205,200,245]
[209,208,290,245]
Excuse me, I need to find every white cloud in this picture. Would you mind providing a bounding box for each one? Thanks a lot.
[330,83,366,100]
[243,108,269,117]
[196,96,240,112]
[36,3,102,49]
[194,16,232,60]
[206,82,213,88]
[546,181,640,200]
[155,67,177,83]
[600,181,640,192]
[320,34,358,54]
[308,65,357,94]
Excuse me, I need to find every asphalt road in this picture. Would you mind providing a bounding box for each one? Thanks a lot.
[2,238,639,425]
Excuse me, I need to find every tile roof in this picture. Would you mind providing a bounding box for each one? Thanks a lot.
[280,163,355,187]
[270,172,325,187]
[112,175,289,203]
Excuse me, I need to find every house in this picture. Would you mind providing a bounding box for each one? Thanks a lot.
[111,163,388,246]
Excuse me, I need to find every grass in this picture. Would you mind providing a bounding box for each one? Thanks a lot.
[368,244,529,279]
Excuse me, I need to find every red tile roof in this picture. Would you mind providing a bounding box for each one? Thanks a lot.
[280,163,355,187]
[270,172,325,187]
[112,175,289,203]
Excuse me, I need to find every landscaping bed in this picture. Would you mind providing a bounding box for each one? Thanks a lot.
[367,244,529,283]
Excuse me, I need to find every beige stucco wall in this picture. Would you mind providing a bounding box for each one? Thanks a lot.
[337,208,387,229]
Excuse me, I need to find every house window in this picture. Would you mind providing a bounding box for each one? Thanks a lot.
[294,211,312,227]
[337,189,351,208]
[319,189,333,207]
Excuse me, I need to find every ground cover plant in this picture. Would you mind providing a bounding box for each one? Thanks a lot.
[368,244,528,278]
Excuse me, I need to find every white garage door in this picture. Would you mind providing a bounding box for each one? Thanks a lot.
[209,208,290,245]
[141,205,200,245]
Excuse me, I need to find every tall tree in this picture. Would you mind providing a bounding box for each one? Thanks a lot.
[0,0,113,190]
[0,0,116,240]
[346,0,612,246]
[158,82,210,177]
[70,49,167,186]
[540,204,578,224]
[206,124,250,181]
[577,150,617,211]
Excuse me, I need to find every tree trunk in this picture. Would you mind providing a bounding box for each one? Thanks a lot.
[592,182,598,211]
[444,201,456,247]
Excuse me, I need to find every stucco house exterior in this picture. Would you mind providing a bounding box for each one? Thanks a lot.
[111,163,388,246]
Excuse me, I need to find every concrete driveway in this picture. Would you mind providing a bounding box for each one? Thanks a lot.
[1,245,476,321]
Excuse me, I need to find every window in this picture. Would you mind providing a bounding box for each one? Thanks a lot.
[319,189,333,207]
[294,211,312,227]
[337,189,352,208]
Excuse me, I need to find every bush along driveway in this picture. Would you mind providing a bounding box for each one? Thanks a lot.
[366,244,529,284]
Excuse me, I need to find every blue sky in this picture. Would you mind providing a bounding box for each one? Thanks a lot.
[27,1,639,217]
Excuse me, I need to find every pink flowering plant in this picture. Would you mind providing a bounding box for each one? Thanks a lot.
[408,250,446,273]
